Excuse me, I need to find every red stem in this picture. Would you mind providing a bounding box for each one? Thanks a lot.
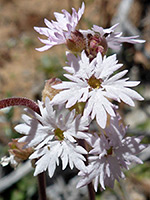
[78,139,95,200]
[0,97,40,114]
[87,182,95,200]
[37,172,47,200]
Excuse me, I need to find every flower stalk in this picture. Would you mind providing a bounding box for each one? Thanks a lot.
[0,97,40,114]
[88,182,95,200]
[37,172,47,200]
[78,139,96,200]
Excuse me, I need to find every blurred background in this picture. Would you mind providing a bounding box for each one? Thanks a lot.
[0,0,150,199]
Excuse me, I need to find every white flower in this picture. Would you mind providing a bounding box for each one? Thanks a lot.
[0,154,18,168]
[51,51,143,128]
[14,97,89,177]
[91,23,145,51]
[34,3,85,51]
[77,114,146,191]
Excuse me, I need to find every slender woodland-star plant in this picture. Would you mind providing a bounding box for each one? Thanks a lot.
[0,2,147,200]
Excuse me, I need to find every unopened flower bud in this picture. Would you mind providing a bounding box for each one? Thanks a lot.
[66,30,86,53]
[8,139,33,161]
[86,33,108,60]
[42,78,62,102]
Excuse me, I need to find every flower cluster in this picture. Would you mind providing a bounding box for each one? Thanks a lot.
[51,51,143,128]
[34,3,144,57]
[0,2,147,194]
[34,3,85,52]
[15,98,89,176]
[77,114,145,191]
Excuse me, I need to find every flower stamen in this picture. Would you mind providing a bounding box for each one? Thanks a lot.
[88,75,102,89]
[54,128,64,141]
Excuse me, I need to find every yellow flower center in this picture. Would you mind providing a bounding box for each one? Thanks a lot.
[54,128,64,141]
[88,75,102,89]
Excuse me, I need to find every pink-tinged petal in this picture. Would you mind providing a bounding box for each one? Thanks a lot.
[116,35,145,44]
[54,32,65,40]
[34,27,50,37]
[35,45,52,52]
[34,3,84,51]
[54,12,65,24]
[65,52,80,72]
[62,9,71,22]
[92,25,105,36]
[38,38,53,45]
[44,18,53,29]
[77,2,85,20]
[92,23,119,36]
[91,23,145,51]
[104,23,119,33]
[106,33,145,50]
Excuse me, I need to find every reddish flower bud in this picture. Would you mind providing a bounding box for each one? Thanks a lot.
[42,78,62,102]
[8,139,34,161]
[86,34,108,60]
[66,30,86,53]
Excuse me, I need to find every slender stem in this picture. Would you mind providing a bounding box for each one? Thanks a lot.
[0,97,40,114]
[78,139,95,200]
[88,182,95,200]
[37,172,47,200]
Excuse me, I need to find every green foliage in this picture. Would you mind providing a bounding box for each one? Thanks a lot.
[5,107,14,122]
[21,35,35,49]
[10,190,24,200]
[0,172,37,200]
[37,54,65,80]
[137,119,150,131]
[129,162,150,179]
[96,194,101,200]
